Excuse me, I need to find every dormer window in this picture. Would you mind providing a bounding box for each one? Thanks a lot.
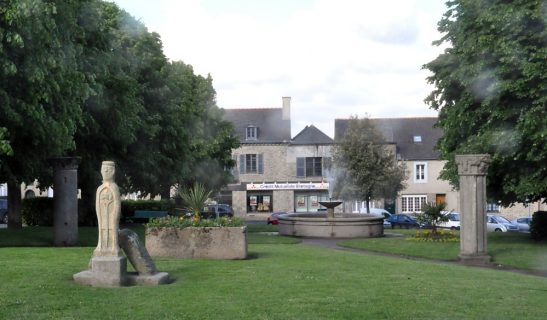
[413,135,422,143]
[246,125,258,141]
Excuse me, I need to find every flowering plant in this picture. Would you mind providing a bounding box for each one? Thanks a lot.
[146,215,244,229]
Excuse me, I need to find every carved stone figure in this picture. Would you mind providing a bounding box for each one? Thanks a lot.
[93,161,122,257]
[119,229,157,275]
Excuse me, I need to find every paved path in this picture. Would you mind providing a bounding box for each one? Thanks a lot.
[301,236,547,279]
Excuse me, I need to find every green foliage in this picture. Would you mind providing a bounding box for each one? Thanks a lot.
[530,211,547,241]
[0,127,13,157]
[146,215,244,229]
[424,0,547,205]
[332,116,407,208]
[21,197,54,226]
[179,183,212,218]
[413,202,450,235]
[409,229,459,242]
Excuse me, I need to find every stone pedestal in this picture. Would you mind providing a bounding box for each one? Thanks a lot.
[456,154,491,265]
[74,256,128,287]
[50,157,80,246]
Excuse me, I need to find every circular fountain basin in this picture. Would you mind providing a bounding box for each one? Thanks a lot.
[278,213,384,238]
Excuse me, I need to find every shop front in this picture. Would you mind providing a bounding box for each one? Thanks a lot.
[246,182,329,214]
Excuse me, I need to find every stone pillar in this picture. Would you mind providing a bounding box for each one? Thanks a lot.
[50,157,81,246]
[456,154,491,265]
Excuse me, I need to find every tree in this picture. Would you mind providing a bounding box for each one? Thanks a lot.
[424,0,547,206]
[0,0,89,229]
[332,116,407,213]
[0,128,12,157]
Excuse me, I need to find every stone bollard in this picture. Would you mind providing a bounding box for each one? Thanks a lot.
[456,154,491,265]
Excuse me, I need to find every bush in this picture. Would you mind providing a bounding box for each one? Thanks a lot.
[22,197,54,226]
[146,215,245,229]
[530,211,547,241]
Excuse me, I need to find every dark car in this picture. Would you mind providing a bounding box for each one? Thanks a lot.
[201,204,234,219]
[267,212,287,225]
[387,214,420,229]
[0,199,7,224]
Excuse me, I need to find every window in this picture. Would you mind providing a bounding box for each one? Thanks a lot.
[413,135,422,143]
[401,195,427,213]
[239,154,264,174]
[296,157,325,177]
[246,126,258,140]
[414,162,427,183]
[486,202,500,213]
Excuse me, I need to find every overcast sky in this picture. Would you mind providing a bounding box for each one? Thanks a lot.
[111,0,448,138]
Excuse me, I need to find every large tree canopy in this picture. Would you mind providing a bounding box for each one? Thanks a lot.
[1,0,238,226]
[424,0,547,206]
[332,116,407,213]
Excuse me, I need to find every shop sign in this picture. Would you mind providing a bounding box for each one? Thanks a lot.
[247,182,329,190]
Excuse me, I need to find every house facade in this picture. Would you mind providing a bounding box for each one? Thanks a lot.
[222,97,335,218]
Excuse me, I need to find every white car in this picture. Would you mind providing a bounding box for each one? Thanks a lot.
[511,217,532,232]
[359,208,392,226]
[438,211,460,230]
[487,215,519,232]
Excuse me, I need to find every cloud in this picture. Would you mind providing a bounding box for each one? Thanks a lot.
[112,0,447,138]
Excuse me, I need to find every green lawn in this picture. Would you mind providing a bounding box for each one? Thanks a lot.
[339,229,547,272]
[1,225,547,319]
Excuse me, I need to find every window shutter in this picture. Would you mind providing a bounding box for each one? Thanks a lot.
[239,154,245,174]
[296,157,305,177]
[258,154,264,174]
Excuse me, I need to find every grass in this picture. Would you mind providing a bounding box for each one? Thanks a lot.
[339,229,547,272]
[1,225,547,319]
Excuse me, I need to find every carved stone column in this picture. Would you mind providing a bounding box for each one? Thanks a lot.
[456,154,491,265]
[50,157,81,246]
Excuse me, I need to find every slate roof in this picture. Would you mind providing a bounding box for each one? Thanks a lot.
[291,125,333,145]
[334,117,442,160]
[222,108,291,144]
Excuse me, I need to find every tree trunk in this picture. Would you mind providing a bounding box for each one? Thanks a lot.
[7,181,22,229]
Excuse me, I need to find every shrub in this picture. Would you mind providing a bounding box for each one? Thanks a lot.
[179,183,212,220]
[409,229,459,242]
[22,197,54,226]
[146,215,244,229]
[530,211,547,241]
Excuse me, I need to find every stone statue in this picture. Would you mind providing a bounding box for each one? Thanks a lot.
[74,161,169,287]
[93,161,121,257]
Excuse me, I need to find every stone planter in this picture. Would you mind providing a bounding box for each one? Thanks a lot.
[145,226,247,259]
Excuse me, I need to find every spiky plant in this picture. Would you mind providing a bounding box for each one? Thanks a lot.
[180,183,212,221]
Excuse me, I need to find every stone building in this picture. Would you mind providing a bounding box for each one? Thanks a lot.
[222,97,334,218]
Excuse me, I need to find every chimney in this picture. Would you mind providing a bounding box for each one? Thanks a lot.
[282,96,291,120]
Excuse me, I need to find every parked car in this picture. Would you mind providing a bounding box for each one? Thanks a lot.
[360,208,392,227]
[437,211,461,230]
[387,214,420,229]
[0,199,7,224]
[267,212,287,225]
[511,217,532,232]
[201,204,234,219]
[487,215,518,232]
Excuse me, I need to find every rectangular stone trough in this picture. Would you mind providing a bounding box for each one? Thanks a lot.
[145,226,247,259]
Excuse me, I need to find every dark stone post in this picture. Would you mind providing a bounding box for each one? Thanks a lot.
[50,157,81,246]
[456,154,491,265]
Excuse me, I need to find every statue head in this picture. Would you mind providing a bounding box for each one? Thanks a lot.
[101,161,116,182]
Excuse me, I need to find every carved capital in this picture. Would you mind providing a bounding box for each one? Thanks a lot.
[455,154,491,176]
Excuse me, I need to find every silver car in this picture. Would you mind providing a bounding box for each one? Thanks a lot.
[487,215,519,232]
[511,217,532,232]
